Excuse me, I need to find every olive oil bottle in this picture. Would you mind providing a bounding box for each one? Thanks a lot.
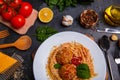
[110,5,120,20]
[104,5,120,26]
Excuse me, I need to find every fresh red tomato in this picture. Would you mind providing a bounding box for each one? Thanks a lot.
[71,57,82,66]
[2,7,17,21]
[0,0,7,14]
[19,2,33,18]
[0,4,7,14]
[0,0,3,4]
[11,14,25,29]
[3,0,11,4]
[9,0,22,9]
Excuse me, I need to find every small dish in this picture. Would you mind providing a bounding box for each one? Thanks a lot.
[80,9,98,29]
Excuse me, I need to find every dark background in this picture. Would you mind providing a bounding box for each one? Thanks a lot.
[0,0,120,80]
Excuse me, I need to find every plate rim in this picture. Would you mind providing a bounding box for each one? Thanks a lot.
[33,31,106,80]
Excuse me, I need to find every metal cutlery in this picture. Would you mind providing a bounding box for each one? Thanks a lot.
[96,28,120,34]
[108,53,120,80]
[98,35,113,80]
[114,48,120,64]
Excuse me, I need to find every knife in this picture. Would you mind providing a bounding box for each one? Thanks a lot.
[108,53,120,80]
[114,47,120,65]
[115,58,120,64]
[96,28,120,34]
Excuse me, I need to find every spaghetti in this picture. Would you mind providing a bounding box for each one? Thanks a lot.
[46,42,97,80]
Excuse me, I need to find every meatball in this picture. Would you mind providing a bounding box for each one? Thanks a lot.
[59,64,76,80]
[56,46,73,64]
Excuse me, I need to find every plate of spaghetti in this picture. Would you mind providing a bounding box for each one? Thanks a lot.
[33,31,106,80]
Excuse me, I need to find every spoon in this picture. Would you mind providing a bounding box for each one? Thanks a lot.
[99,35,113,80]
[0,35,32,50]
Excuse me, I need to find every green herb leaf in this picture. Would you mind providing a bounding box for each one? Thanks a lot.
[54,63,61,69]
[35,26,57,42]
[49,0,58,5]
[77,0,94,5]
[76,63,90,71]
[76,63,91,79]
[77,70,91,79]
[45,0,78,11]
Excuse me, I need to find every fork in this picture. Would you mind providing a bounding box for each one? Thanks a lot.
[0,30,10,39]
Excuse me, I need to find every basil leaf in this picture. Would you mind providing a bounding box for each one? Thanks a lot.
[54,63,61,69]
[77,70,91,79]
[76,63,91,79]
[77,63,90,71]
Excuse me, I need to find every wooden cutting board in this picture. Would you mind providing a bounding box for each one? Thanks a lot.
[0,9,38,35]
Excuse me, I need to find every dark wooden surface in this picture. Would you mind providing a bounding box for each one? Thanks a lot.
[0,0,120,80]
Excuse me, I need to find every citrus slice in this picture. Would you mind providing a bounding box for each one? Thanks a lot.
[38,7,53,23]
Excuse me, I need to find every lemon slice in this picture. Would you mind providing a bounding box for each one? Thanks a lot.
[38,7,53,23]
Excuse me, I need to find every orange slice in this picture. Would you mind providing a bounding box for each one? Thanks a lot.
[38,7,53,23]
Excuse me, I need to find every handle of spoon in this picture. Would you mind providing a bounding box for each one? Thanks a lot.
[0,43,14,49]
[104,52,114,80]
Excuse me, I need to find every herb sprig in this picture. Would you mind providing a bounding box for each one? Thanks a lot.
[45,0,77,11]
[35,26,57,42]
[45,0,94,11]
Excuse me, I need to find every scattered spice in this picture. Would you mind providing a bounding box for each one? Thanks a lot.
[80,10,98,29]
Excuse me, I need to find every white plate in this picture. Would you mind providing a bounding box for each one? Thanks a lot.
[33,31,106,80]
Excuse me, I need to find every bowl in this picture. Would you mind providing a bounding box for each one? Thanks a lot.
[80,9,98,29]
